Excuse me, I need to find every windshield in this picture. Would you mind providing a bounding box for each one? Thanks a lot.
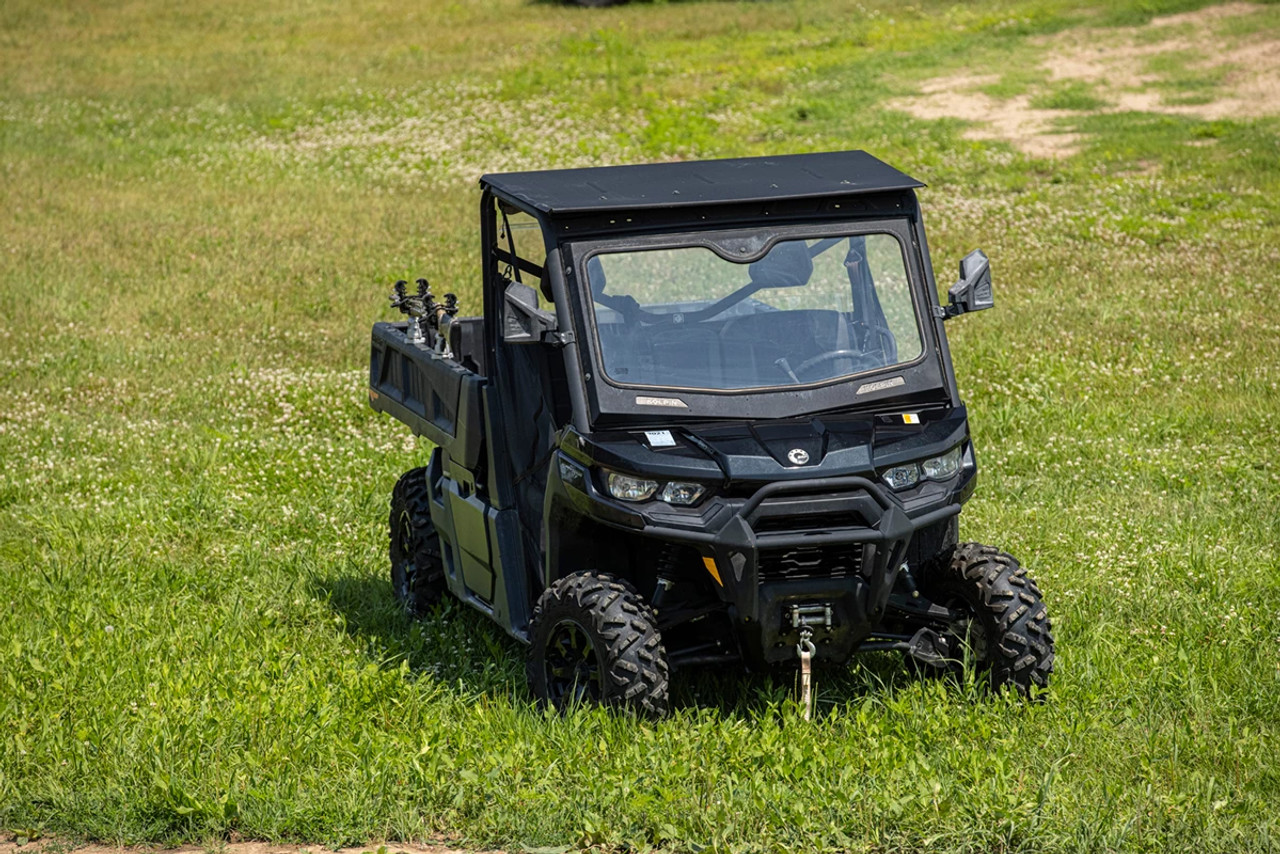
[585,232,924,391]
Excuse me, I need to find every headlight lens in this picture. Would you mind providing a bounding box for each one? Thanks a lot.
[606,471,659,502]
[881,463,921,490]
[882,445,965,490]
[660,481,706,506]
[601,469,707,505]
[921,445,963,481]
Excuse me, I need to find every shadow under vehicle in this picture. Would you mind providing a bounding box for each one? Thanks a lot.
[368,150,1054,716]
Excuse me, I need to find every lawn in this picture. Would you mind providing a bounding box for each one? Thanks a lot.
[2,0,1279,852]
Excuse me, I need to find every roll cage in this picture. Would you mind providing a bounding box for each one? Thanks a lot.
[479,151,962,433]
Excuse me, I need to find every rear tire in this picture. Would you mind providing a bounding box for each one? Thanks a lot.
[917,542,1054,695]
[389,467,445,618]
[527,572,669,717]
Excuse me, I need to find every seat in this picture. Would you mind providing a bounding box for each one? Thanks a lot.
[719,309,855,386]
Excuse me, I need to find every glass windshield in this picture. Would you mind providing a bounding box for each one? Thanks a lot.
[586,233,924,391]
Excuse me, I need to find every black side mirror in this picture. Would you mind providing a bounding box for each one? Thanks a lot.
[942,249,993,320]
[502,280,561,344]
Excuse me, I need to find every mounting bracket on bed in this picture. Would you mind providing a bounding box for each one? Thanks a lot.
[390,278,438,345]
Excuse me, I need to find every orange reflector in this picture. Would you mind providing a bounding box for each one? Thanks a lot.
[702,556,723,586]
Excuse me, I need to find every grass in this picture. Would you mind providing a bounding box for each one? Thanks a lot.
[1143,50,1232,105]
[3,0,1280,852]
[1029,81,1108,112]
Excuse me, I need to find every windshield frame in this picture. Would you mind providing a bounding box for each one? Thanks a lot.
[571,219,933,397]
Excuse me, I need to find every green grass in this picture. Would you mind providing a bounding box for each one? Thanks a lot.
[1029,81,1108,111]
[3,0,1280,852]
[1144,50,1233,105]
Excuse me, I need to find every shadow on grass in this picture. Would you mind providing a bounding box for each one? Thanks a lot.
[310,568,942,720]
[308,570,528,698]
[667,650,930,719]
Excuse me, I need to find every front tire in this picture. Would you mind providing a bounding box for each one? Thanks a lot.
[389,467,445,618]
[918,542,1054,695]
[527,572,669,716]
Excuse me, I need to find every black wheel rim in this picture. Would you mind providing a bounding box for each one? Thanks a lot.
[394,509,415,603]
[544,619,603,707]
[942,595,989,664]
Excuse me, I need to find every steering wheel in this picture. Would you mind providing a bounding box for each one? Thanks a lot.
[793,349,874,377]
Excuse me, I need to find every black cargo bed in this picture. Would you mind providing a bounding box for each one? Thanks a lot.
[368,321,485,472]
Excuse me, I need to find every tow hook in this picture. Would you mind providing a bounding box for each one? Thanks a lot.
[796,626,816,721]
[790,604,831,721]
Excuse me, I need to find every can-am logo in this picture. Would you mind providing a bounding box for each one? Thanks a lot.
[787,448,810,465]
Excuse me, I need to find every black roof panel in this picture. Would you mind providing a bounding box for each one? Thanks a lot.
[480,150,923,216]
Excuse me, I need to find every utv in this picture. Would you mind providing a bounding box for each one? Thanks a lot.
[369,150,1054,716]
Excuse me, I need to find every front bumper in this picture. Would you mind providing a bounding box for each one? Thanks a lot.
[548,460,970,665]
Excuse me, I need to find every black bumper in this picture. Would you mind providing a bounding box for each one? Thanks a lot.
[548,459,968,665]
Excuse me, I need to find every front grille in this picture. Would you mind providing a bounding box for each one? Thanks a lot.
[758,545,864,582]
[753,512,866,534]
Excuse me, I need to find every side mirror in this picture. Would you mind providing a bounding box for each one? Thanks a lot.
[502,280,561,344]
[943,249,994,319]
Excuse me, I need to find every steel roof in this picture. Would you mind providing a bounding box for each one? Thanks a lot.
[480,150,923,216]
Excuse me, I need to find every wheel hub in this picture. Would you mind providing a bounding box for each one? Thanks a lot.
[394,509,416,596]
[544,619,603,706]
[942,596,988,663]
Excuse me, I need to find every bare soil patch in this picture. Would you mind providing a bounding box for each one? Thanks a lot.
[889,2,1280,157]
[895,75,1082,158]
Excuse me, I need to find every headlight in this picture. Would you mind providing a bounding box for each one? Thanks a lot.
[606,471,659,502]
[660,481,706,506]
[601,468,707,505]
[881,463,921,490]
[881,445,965,490]
[921,445,962,481]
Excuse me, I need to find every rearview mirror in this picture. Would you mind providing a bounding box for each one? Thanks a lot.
[943,249,993,319]
[502,280,561,344]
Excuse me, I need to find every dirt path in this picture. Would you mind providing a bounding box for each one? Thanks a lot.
[889,1,1280,157]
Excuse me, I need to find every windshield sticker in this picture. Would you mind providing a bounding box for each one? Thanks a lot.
[902,413,920,424]
[643,430,677,448]
[856,376,906,395]
[636,396,688,409]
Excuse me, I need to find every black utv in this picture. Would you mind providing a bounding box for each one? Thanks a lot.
[369,150,1054,716]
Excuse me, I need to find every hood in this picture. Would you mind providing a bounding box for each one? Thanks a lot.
[564,408,969,486]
